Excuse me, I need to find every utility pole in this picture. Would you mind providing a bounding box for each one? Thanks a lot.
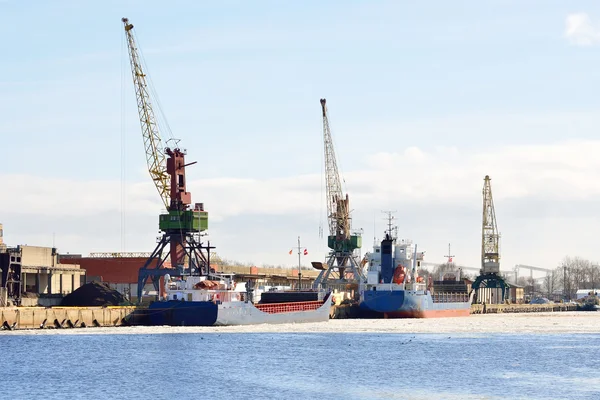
[290,237,308,291]
[297,236,302,291]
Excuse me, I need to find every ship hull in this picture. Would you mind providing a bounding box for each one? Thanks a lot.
[360,290,470,319]
[148,292,332,326]
[148,301,219,326]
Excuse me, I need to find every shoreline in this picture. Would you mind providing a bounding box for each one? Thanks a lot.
[2,311,599,335]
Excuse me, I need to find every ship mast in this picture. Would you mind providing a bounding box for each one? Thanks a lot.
[382,210,397,240]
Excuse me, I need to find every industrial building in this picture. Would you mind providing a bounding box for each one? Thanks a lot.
[0,241,86,306]
[474,282,525,305]
[508,283,525,303]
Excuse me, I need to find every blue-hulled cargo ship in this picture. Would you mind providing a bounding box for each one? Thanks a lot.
[148,273,332,326]
[359,228,471,318]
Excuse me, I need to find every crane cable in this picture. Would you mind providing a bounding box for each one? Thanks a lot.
[318,113,324,253]
[120,26,127,253]
[326,106,348,196]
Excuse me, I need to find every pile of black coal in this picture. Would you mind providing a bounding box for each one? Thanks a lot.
[60,282,125,307]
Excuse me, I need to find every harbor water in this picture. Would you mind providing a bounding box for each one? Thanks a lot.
[2,320,600,400]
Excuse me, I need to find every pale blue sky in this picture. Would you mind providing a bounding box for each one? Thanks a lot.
[3,1,600,273]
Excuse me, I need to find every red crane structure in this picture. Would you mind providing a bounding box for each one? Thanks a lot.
[122,18,214,302]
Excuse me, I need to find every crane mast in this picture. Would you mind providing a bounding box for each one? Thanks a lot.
[481,175,500,274]
[311,99,363,292]
[122,18,170,210]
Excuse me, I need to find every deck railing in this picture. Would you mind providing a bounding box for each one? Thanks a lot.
[255,300,323,314]
[432,292,469,303]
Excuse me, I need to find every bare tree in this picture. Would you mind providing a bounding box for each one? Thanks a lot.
[526,276,537,297]
[462,272,476,280]
[559,256,576,300]
[556,256,599,299]
[543,271,559,299]
[573,257,589,289]
[587,264,599,289]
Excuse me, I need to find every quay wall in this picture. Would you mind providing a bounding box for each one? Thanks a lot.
[330,302,579,319]
[471,303,578,314]
[0,306,141,330]
[0,302,582,330]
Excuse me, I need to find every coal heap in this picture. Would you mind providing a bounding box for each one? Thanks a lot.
[61,282,126,307]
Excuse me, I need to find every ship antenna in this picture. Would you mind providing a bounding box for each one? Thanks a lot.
[373,211,376,246]
[382,210,397,239]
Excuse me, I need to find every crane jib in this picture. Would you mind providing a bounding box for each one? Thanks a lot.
[122,17,170,210]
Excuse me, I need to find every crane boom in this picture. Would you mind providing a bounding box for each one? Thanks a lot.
[320,98,350,242]
[122,17,170,209]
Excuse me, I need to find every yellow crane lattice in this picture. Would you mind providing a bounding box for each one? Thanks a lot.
[122,17,170,209]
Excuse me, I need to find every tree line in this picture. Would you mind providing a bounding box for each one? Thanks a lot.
[428,257,600,300]
[521,256,600,300]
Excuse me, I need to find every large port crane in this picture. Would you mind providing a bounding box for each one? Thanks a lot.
[122,18,213,302]
[471,175,508,303]
[311,99,364,291]
[481,175,500,274]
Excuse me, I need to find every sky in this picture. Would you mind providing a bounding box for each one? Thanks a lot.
[2,1,600,276]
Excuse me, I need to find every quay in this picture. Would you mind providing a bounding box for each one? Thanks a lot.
[330,302,578,319]
[0,302,582,330]
[0,306,139,330]
[470,303,578,314]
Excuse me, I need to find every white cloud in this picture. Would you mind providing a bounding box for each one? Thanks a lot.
[3,139,600,270]
[5,139,600,217]
[565,13,600,46]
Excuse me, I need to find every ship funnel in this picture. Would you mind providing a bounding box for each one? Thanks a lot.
[380,236,394,283]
